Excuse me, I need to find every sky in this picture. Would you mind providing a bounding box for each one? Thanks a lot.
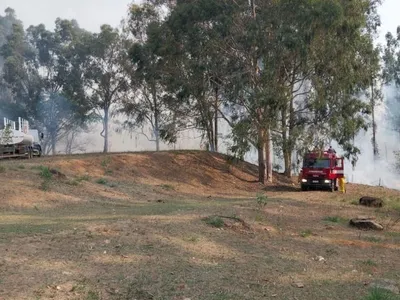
[0,0,137,32]
[0,0,398,39]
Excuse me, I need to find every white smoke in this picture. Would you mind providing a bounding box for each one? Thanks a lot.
[344,85,400,189]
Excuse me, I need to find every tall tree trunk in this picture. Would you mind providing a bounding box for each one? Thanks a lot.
[208,106,215,152]
[208,125,215,152]
[214,86,218,152]
[154,115,160,152]
[250,0,271,183]
[258,127,266,184]
[265,127,273,183]
[281,102,290,176]
[51,133,56,155]
[65,132,72,154]
[371,80,378,159]
[152,83,160,151]
[283,68,297,177]
[283,149,291,176]
[103,107,109,153]
[287,86,295,177]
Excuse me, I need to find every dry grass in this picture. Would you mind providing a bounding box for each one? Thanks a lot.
[0,151,399,300]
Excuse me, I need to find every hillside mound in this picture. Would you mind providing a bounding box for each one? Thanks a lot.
[0,151,260,208]
[51,151,261,193]
[1,150,400,208]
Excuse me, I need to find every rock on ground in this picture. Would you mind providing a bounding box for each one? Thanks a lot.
[359,196,384,208]
[349,217,384,231]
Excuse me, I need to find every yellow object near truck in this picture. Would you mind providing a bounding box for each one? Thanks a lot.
[338,177,346,193]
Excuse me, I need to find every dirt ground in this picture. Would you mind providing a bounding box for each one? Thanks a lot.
[0,151,399,300]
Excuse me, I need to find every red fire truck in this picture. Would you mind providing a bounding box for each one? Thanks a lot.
[299,148,344,192]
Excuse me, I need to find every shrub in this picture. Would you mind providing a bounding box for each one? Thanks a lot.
[39,166,52,180]
[256,193,269,209]
[96,178,108,185]
[203,216,225,228]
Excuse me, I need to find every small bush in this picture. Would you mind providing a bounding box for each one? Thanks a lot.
[360,259,377,267]
[86,290,100,300]
[300,229,313,238]
[159,184,175,191]
[256,193,269,209]
[0,165,5,173]
[363,287,399,300]
[17,164,25,169]
[101,157,110,166]
[203,216,225,228]
[96,178,108,185]
[39,166,52,180]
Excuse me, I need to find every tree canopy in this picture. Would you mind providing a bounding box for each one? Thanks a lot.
[0,1,395,184]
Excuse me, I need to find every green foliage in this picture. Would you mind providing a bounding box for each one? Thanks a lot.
[86,290,100,300]
[203,216,224,228]
[100,157,111,168]
[37,165,53,191]
[363,287,400,300]
[1,1,385,173]
[66,174,90,186]
[100,157,113,174]
[96,178,108,185]
[84,24,130,153]
[38,166,52,180]
[146,0,382,178]
[0,124,13,145]
[0,165,5,173]
[300,229,313,238]
[360,259,378,267]
[364,236,383,243]
[159,184,175,191]
[256,193,269,209]
[323,216,346,223]
[0,16,94,155]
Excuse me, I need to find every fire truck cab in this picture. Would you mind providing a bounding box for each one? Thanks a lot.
[299,149,344,192]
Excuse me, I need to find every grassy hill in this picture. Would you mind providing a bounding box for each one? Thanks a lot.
[0,151,399,300]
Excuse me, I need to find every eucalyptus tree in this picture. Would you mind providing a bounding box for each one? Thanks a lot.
[134,0,383,182]
[121,3,168,151]
[1,17,92,154]
[84,24,130,153]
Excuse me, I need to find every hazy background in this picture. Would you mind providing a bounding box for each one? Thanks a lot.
[1,0,400,188]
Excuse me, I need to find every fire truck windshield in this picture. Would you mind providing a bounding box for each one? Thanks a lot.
[304,158,330,168]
